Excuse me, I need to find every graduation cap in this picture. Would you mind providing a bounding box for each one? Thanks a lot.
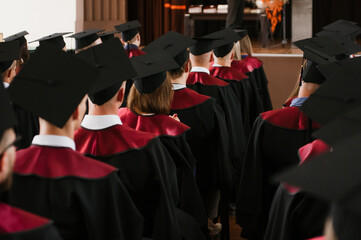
[0,83,17,138]
[300,65,361,125]
[204,28,241,58]
[131,49,179,94]
[317,56,361,80]
[98,30,119,42]
[29,32,71,49]
[294,35,361,84]
[313,105,361,146]
[114,20,141,42]
[0,41,20,73]
[275,133,361,240]
[76,38,137,105]
[316,19,361,40]
[189,37,219,56]
[67,29,104,50]
[142,31,196,67]
[4,31,29,46]
[8,44,100,128]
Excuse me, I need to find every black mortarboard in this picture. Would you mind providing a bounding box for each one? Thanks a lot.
[317,56,361,79]
[0,83,17,138]
[295,35,361,84]
[8,44,99,128]
[114,20,141,42]
[67,29,104,50]
[230,26,248,39]
[275,133,361,239]
[142,31,196,67]
[189,37,219,56]
[205,28,241,58]
[300,65,361,125]
[29,32,71,49]
[98,30,119,42]
[313,105,361,146]
[76,38,137,105]
[0,41,20,73]
[4,31,29,46]
[316,19,361,40]
[131,50,179,94]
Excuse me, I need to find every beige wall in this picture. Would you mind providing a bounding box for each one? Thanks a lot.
[76,0,127,32]
[256,55,303,110]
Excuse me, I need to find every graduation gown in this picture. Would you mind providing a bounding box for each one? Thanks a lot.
[209,65,264,136]
[236,106,321,240]
[12,104,39,150]
[9,144,143,240]
[74,121,182,240]
[232,57,273,111]
[187,71,246,178]
[118,109,208,239]
[263,140,331,240]
[169,86,233,191]
[0,203,62,240]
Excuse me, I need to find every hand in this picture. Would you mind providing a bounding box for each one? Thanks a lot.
[169,114,180,122]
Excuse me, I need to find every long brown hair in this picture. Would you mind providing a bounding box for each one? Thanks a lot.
[127,75,174,115]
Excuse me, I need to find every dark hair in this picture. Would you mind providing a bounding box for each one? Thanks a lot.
[127,75,173,115]
[167,60,189,79]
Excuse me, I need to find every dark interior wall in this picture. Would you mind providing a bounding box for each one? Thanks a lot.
[313,0,361,35]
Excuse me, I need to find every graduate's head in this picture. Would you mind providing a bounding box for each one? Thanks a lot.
[0,84,17,192]
[76,38,136,109]
[115,20,142,47]
[167,59,190,81]
[68,29,104,54]
[4,31,30,66]
[128,50,179,114]
[213,44,235,66]
[0,41,21,84]
[190,51,213,68]
[8,43,100,137]
[238,35,253,57]
[31,33,71,52]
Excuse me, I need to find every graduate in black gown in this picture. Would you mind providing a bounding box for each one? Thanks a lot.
[263,139,331,240]
[73,38,182,240]
[276,132,361,240]
[7,44,143,240]
[208,28,263,136]
[118,49,207,240]
[187,35,246,187]
[3,31,39,150]
[236,35,361,240]
[0,83,62,240]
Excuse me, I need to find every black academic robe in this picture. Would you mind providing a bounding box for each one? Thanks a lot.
[0,203,62,240]
[170,87,232,191]
[74,124,182,240]
[210,65,264,136]
[187,72,246,180]
[232,57,273,111]
[118,109,208,240]
[12,104,39,150]
[263,140,331,240]
[236,106,321,240]
[8,145,143,240]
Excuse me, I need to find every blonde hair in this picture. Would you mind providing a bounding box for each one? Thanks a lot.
[239,35,253,57]
[127,75,174,115]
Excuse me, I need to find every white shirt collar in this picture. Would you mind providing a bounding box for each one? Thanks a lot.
[212,63,223,67]
[172,83,186,90]
[190,66,210,75]
[3,82,9,88]
[81,115,122,130]
[32,135,76,150]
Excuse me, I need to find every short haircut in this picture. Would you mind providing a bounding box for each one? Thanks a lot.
[127,75,173,115]
[167,59,189,79]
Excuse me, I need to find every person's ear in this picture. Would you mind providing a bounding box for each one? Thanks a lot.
[72,105,80,121]
[231,53,234,60]
[117,87,125,104]
[137,33,140,42]
[184,61,190,73]
[120,38,125,45]
[209,54,214,62]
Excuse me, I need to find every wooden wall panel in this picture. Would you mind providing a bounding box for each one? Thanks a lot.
[76,0,126,32]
